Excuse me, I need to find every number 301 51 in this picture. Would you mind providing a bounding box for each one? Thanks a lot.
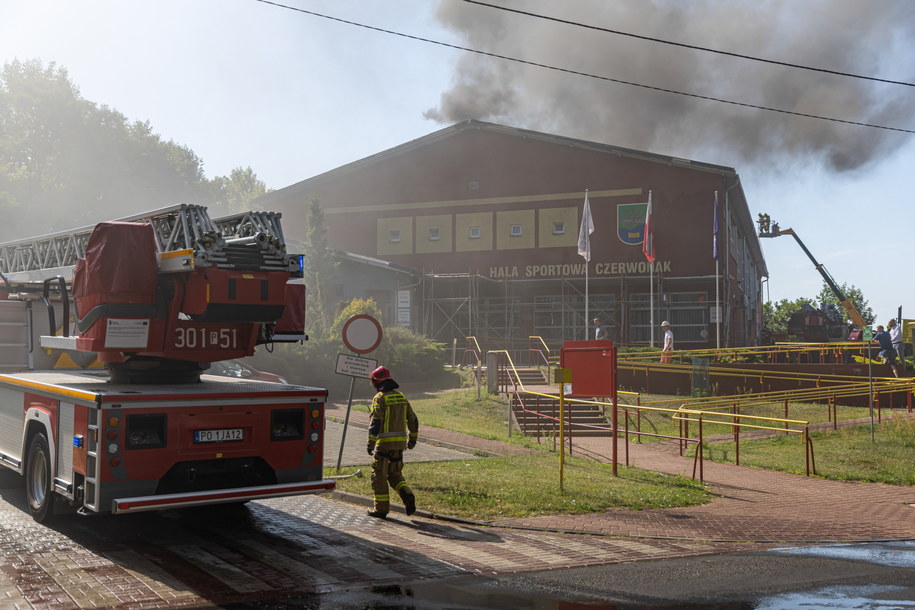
[174,327,238,349]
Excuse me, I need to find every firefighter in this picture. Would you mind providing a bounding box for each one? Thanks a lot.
[366,366,419,519]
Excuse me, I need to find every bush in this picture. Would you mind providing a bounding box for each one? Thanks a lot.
[247,298,456,401]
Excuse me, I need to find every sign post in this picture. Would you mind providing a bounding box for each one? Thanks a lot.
[554,368,572,491]
[863,325,875,442]
[335,315,383,472]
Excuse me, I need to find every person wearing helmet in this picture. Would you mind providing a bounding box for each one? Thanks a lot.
[660,321,674,363]
[366,366,419,519]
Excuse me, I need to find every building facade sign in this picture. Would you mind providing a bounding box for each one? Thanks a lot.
[488,260,672,279]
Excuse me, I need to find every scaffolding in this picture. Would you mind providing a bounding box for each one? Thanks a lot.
[419,272,721,352]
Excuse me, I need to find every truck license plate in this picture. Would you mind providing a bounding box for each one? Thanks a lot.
[194,428,243,443]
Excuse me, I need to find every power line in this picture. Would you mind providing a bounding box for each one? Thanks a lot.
[253,0,915,135]
[464,0,915,88]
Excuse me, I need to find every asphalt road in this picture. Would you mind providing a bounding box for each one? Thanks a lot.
[257,542,915,608]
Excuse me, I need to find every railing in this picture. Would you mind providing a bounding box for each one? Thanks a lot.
[617,342,884,366]
[527,335,551,368]
[672,406,814,480]
[461,336,482,368]
[489,347,819,481]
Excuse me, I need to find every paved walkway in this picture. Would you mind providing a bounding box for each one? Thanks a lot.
[326,400,915,543]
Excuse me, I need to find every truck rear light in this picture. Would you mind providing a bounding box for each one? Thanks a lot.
[126,413,167,449]
[271,408,304,441]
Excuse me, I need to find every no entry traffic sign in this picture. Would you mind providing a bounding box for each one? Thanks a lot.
[341,314,382,354]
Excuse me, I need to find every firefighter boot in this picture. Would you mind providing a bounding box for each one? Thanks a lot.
[366,510,388,519]
[400,489,416,516]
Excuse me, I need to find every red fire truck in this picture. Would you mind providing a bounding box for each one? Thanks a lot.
[0,204,334,522]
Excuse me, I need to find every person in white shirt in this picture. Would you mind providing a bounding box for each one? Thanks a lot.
[593,318,609,340]
[887,318,904,372]
[661,321,674,363]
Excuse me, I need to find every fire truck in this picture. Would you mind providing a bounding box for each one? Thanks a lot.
[0,204,334,522]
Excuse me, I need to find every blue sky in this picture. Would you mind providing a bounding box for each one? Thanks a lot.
[3,0,913,325]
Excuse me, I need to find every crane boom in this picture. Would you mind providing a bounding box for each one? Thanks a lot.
[757,214,867,329]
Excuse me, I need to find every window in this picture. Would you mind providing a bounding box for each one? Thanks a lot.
[552,221,565,235]
[390,230,401,243]
[510,224,522,237]
[428,227,440,241]
[469,226,481,239]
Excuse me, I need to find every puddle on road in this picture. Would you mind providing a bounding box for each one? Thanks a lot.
[229,542,915,609]
[756,584,915,609]
[767,540,915,568]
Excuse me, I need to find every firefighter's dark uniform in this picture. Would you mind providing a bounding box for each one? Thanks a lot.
[367,380,418,517]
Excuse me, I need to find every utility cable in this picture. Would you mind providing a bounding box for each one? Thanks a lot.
[253,0,915,135]
[464,0,915,88]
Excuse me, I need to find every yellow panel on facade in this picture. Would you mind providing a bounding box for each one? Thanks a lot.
[416,214,453,254]
[496,210,535,250]
[538,207,579,248]
[377,216,413,256]
[455,212,493,252]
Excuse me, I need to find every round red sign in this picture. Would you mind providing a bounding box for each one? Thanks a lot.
[341,315,383,354]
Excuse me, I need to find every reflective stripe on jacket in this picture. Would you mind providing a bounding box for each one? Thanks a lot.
[368,390,419,451]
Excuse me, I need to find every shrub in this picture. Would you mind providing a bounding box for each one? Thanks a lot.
[246,298,455,400]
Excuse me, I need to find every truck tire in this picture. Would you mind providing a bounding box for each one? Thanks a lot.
[26,433,53,523]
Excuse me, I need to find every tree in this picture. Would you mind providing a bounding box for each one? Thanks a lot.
[210,166,269,216]
[763,297,815,335]
[299,198,339,339]
[814,282,875,326]
[0,59,215,237]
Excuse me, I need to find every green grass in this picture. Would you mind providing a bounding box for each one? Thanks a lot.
[333,453,709,520]
[700,418,915,485]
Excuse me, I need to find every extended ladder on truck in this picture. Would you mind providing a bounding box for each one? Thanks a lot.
[757,214,868,331]
[0,203,333,522]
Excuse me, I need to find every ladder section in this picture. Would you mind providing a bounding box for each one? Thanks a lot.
[83,410,100,512]
[0,204,296,282]
[0,301,30,371]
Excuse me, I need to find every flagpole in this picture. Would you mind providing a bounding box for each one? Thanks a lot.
[715,258,720,349]
[585,256,590,340]
[650,257,655,348]
[714,191,721,349]
[641,190,656,348]
[577,189,594,340]
[648,190,655,348]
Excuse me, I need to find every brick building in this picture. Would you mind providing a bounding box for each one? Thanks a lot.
[257,121,767,351]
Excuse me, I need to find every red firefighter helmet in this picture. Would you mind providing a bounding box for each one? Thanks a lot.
[370,366,392,385]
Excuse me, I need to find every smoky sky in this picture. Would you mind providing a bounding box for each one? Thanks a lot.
[426,0,915,173]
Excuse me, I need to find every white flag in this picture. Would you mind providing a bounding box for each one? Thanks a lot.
[577,190,594,261]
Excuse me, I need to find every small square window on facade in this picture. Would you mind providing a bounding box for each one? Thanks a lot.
[469,226,481,239]
[428,227,440,241]
[390,230,401,243]
[552,221,565,235]
[510,224,523,237]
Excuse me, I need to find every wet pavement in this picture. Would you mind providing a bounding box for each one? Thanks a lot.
[227,541,915,609]
[0,468,740,608]
[0,401,912,608]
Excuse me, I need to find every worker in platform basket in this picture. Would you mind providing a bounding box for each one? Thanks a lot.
[366,366,419,519]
